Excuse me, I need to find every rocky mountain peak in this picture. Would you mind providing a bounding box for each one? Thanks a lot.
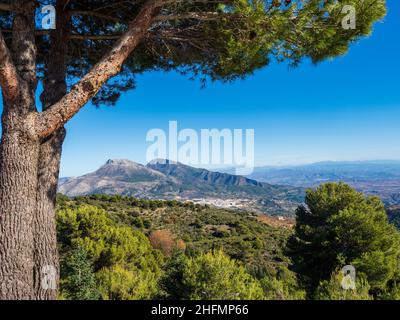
[105,159,138,167]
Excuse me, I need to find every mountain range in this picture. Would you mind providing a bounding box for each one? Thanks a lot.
[58,159,304,216]
[245,161,400,206]
[58,159,400,216]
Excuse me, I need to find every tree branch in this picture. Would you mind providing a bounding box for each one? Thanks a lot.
[0,31,20,101]
[68,10,120,23]
[69,34,121,40]
[69,10,220,23]
[155,12,220,22]
[1,29,122,40]
[35,0,161,138]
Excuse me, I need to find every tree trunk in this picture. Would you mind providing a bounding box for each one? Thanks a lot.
[33,1,68,299]
[0,2,39,300]
[33,130,65,299]
[0,104,39,299]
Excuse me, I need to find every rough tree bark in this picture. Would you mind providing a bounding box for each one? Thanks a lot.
[0,0,161,299]
[34,0,69,300]
[0,1,39,299]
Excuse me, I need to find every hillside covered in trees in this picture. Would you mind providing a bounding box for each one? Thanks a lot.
[56,183,400,300]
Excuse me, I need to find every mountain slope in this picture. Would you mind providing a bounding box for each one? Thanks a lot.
[58,159,304,216]
[147,159,262,187]
[58,159,173,197]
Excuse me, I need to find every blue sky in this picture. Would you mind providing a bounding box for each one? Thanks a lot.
[2,1,400,177]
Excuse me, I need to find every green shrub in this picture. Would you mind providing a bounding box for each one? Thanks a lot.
[314,270,372,300]
[260,266,306,300]
[57,205,163,300]
[162,250,264,300]
[60,246,100,300]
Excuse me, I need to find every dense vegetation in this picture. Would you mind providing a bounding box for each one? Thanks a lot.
[287,183,400,299]
[56,182,400,300]
[387,206,400,230]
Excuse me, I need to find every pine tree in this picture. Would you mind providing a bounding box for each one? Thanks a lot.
[60,246,100,300]
[287,183,400,296]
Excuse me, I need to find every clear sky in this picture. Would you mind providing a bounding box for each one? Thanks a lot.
[1,1,400,177]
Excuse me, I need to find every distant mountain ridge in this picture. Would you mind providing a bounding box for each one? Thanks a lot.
[58,159,304,216]
[147,159,263,187]
[244,160,400,206]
